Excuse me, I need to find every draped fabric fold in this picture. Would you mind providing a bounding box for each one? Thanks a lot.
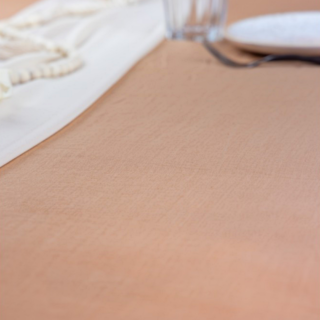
[0,0,164,167]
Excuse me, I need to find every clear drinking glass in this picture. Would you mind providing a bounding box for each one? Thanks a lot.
[163,0,227,42]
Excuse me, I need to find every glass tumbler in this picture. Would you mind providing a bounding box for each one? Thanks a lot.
[163,0,227,42]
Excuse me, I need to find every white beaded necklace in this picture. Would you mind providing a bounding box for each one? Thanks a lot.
[0,0,137,99]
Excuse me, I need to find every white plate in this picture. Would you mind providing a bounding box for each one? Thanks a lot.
[225,11,320,55]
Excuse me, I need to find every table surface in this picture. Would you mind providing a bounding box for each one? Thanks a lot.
[1,0,320,319]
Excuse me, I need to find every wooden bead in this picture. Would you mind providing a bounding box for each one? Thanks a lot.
[41,66,52,78]
[30,68,42,79]
[61,64,69,75]
[44,42,57,52]
[52,65,61,77]
[9,70,20,85]
[19,70,31,83]
[25,15,39,27]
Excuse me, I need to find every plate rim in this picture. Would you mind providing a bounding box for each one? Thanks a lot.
[225,11,320,51]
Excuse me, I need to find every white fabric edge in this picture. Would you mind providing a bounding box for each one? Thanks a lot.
[0,25,164,167]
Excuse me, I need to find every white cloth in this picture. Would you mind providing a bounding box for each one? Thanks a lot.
[0,0,164,167]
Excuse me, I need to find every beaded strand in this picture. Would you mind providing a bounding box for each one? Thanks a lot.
[0,0,137,87]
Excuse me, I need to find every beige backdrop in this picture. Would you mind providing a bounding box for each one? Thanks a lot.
[1,0,320,319]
